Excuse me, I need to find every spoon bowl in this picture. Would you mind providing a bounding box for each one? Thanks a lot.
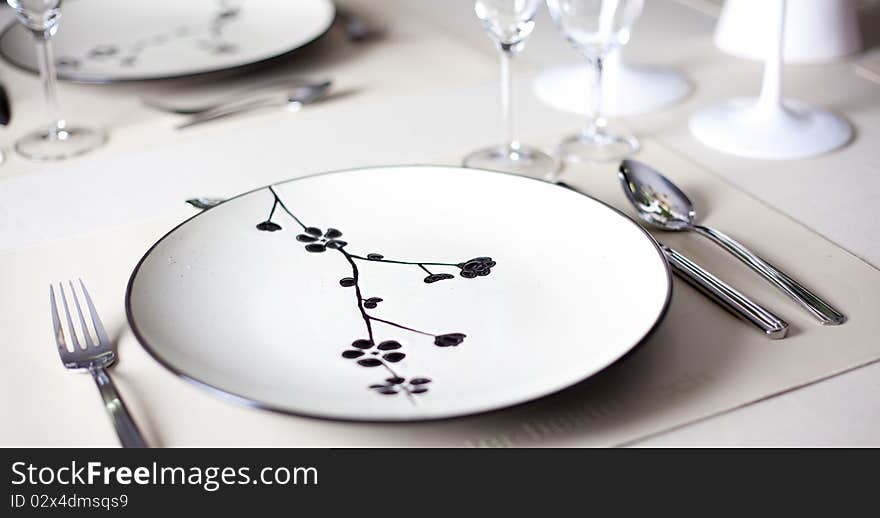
[619,159,695,231]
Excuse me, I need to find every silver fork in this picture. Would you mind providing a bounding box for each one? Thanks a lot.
[142,76,329,115]
[49,280,148,448]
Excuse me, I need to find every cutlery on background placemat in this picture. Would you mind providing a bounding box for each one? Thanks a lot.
[556,181,788,339]
[50,280,148,448]
[619,159,845,326]
[0,82,8,164]
[0,82,10,126]
[336,8,383,42]
[176,80,331,129]
[143,76,329,115]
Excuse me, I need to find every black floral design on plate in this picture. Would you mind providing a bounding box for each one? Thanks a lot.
[256,221,282,232]
[424,273,455,283]
[56,56,81,69]
[295,227,346,253]
[369,377,432,396]
[341,339,407,365]
[363,297,383,309]
[88,44,118,59]
[459,257,496,278]
[257,185,496,401]
[62,0,243,70]
[434,333,466,347]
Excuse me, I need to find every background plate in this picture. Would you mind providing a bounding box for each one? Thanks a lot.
[126,166,671,421]
[0,0,335,82]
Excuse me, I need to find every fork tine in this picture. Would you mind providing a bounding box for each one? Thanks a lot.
[69,280,95,348]
[49,285,68,353]
[59,283,82,350]
[79,279,111,346]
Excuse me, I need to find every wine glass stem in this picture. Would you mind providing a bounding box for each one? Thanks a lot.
[34,31,64,140]
[499,45,519,152]
[584,55,606,138]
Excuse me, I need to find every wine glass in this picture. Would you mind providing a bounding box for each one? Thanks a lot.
[7,0,106,161]
[464,0,558,177]
[546,0,643,163]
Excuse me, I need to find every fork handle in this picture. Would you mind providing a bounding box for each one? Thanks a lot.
[91,367,148,448]
[176,95,289,129]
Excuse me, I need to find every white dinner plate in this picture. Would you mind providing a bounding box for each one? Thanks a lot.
[0,0,335,82]
[126,166,671,421]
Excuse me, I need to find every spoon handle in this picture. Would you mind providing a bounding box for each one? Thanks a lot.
[662,245,789,339]
[692,225,845,326]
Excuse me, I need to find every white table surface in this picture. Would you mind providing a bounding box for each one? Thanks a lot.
[1,0,878,446]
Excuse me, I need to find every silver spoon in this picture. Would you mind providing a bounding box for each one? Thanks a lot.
[618,159,845,326]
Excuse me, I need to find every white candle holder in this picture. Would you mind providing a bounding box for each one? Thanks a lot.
[715,0,861,64]
[689,0,852,160]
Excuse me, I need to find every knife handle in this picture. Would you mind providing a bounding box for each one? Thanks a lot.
[662,245,789,339]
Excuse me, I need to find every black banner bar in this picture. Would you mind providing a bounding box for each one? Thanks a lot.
[2,449,877,514]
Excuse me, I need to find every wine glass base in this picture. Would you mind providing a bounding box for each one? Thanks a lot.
[15,126,107,161]
[557,131,640,164]
[463,144,559,178]
[689,98,852,159]
[534,63,690,117]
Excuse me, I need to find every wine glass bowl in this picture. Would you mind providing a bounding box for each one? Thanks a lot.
[546,0,641,55]
[7,0,106,161]
[464,0,558,178]
[7,0,62,32]
[474,0,539,49]
[546,0,644,163]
